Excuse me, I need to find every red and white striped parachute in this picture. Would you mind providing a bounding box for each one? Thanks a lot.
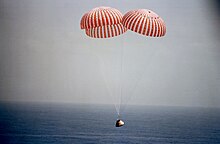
[80,7,127,38]
[122,9,166,37]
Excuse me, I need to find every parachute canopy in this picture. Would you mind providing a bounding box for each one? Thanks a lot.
[122,9,166,37]
[80,6,127,38]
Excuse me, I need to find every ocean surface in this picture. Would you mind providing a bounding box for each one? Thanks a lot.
[0,102,220,144]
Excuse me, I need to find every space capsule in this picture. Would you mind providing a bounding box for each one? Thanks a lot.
[115,119,124,127]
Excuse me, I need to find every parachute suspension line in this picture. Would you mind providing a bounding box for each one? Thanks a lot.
[118,36,125,117]
[120,47,161,114]
[88,48,119,115]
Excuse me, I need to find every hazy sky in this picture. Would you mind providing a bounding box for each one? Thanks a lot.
[0,0,220,107]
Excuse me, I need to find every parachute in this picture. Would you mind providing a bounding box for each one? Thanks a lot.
[80,7,127,123]
[122,9,166,37]
[80,7,127,38]
[80,7,166,127]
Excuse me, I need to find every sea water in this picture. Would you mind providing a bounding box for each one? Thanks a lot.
[0,102,220,144]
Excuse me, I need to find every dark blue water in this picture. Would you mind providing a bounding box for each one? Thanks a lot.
[0,102,220,144]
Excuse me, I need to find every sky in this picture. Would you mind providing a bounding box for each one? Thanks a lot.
[0,0,220,108]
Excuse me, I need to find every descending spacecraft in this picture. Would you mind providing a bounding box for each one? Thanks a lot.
[80,7,166,127]
[115,119,125,127]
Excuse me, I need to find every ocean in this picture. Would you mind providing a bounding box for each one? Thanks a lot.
[0,102,220,144]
